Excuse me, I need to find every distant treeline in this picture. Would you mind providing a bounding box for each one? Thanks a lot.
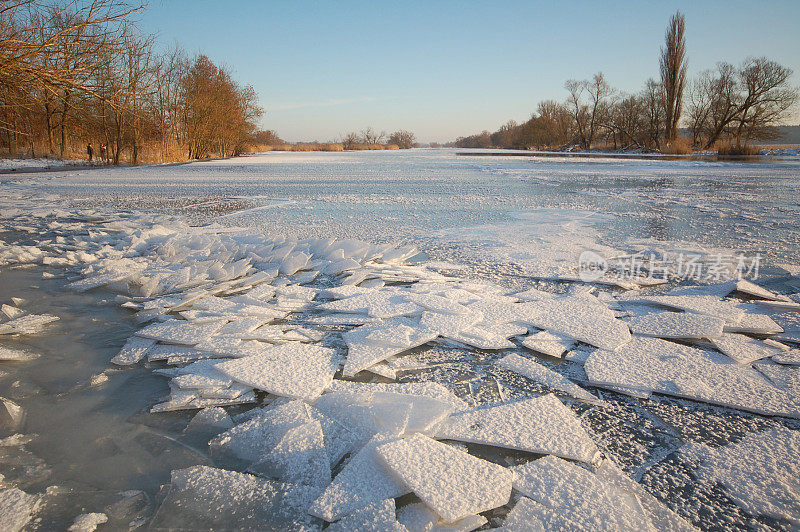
[1,1,262,164]
[452,13,798,153]
[245,128,418,153]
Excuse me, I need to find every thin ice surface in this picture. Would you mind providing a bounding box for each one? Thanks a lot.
[497,353,600,403]
[149,465,321,530]
[681,426,800,526]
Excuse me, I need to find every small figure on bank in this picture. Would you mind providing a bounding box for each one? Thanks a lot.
[87,143,93,162]
[99,143,107,163]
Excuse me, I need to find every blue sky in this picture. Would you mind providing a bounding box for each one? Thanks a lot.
[138,1,800,143]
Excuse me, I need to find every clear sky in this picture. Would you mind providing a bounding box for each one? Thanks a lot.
[137,1,800,143]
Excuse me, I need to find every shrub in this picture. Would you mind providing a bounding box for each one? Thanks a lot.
[717,143,760,156]
[662,137,692,155]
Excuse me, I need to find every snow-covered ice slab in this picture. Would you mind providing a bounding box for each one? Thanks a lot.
[585,336,800,417]
[0,314,59,335]
[148,465,321,530]
[496,353,600,404]
[0,487,40,532]
[435,394,600,463]
[396,502,486,532]
[308,435,408,522]
[520,331,575,358]
[342,318,438,377]
[517,297,631,350]
[248,419,331,490]
[681,426,800,526]
[734,279,790,301]
[316,291,421,318]
[620,294,744,326]
[710,333,783,364]
[511,455,656,531]
[110,336,156,365]
[627,312,724,339]
[135,319,226,345]
[726,306,784,334]
[325,381,468,410]
[0,345,39,361]
[377,433,512,522]
[326,499,406,532]
[216,343,337,401]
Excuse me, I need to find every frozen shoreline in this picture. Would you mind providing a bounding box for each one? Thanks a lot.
[1,151,800,530]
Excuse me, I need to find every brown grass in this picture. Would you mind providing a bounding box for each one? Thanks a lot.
[717,143,760,157]
[662,137,693,155]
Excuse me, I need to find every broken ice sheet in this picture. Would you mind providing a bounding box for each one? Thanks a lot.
[510,455,656,531]
[376,433,512,523]
[110,336,156,365]
[496,353,600,404]
[308,434,407,522]
[67,512,108,532]
[342,318,438,377]
[627,311,724,339]
[681,426,800,526]
[620,294,744,326]
[135,318,227,346]
[326,498,406,532]
[435,394,600,463]
[0,487,41,532]
[0,345,40,362]
[248,419,331,490]
[210,400,311,463]
[216,343,338,401]
[520,330,575,358]
[517,297,632,350]
[148,465,321,530]
[395,502,486,532]
[709,333,783,364]
[584,336,800,417]
[0,313,59,335]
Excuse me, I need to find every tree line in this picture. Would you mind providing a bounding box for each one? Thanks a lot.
[1,0,263,163]
[453,12,798,153]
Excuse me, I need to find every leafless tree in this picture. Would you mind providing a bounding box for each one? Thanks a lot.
[387,130,415,149]
[660,11,687,143]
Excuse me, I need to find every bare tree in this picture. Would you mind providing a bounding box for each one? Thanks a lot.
[660,11,687,144]
[387,130,416,149]
[341,132,359,150]
[583,72,614,149]
[360,127,385,145]
[691,59,797,149]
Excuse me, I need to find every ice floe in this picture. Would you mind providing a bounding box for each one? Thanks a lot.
[376,433,512,522]
[627,311,724,339]
[216,343,338,401]
[435,394,600,463]
[585,336,800,417]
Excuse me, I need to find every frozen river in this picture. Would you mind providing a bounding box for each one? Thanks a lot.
[1,149,799,530]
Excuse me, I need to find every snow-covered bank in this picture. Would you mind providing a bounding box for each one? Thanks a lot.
[0,157,93,172]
